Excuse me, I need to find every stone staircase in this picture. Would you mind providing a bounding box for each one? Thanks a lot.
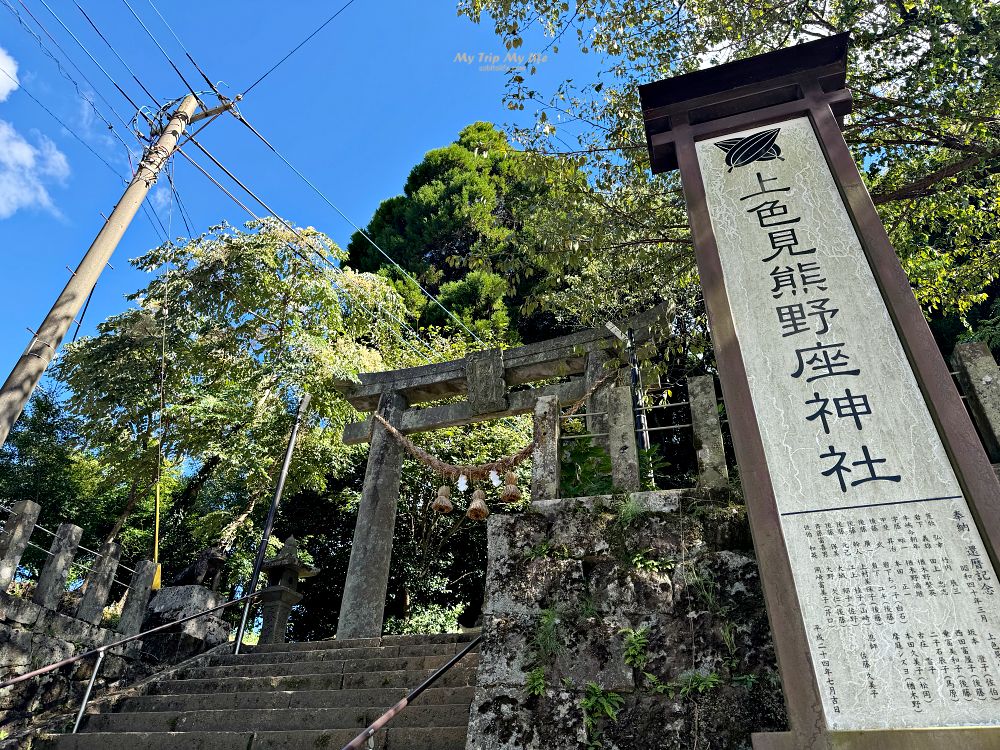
[39,632,479,749]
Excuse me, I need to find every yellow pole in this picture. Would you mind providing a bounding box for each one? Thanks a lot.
[152,473,162,590]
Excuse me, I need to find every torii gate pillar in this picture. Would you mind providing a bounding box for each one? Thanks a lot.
[337,390,407,638]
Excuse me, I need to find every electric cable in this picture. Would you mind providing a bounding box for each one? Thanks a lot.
[173,145,438,365]
[0,66,124,181]
[1,0,139,158]
[232,113,488,345]
[167,165,195,238]
[71,0,162,108]
[35,0,149,118]
[175,143,533,440]
[240,0,359,96]
[181,135,443,362]
[142,0,223,97]
[118,0,204,107]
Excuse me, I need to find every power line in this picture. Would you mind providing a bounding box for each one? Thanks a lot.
[241,0,359,96]
[70,0,162,108]
[175,142,532,440]
[36,0,148,118]
[16,0,135,136]
[167,165,195,238]
[0,66,124,181]
[140,200,169,242]
[118,0,204,106]
[173,145,439,365]
[232,113,488,345]
[179,133,442,361]
[176,142,533,449]
[144,194,171,240]
[1,0,139,157]
[142,0,221,97]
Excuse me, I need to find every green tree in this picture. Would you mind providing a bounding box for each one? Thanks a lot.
[0,387,129,566]
[458,0,1000,340]
[53,218,405,573]
[347,122,591,341]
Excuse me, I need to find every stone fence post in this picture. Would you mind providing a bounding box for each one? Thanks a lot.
[76,539,121,625]
[0,500,40,592]
[687,375,729,490]
[584,350,614,450]
[32,522,82,610]
[117,560,158,635]
[951,342,1000,463]
[531,395,561,502]
[608,385,640,491]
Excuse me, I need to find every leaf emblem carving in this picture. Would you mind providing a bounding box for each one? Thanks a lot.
[714,128,783,171]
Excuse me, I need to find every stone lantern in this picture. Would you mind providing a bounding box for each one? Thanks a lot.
[257,536,319,645]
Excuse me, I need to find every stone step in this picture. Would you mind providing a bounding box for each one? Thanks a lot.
[113,685,477,713]
[251,631,478,654]
[177,653,477,680]
[150,666,478,694]
[82,703,473,733]
[39,726,468,749]
[210,642,463,666]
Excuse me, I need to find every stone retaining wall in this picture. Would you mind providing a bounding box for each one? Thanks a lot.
[467,489,786,750]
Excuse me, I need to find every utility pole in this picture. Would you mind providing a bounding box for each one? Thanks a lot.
[0,94,226,448]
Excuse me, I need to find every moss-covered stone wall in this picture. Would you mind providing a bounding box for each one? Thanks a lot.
[467,489,787,750]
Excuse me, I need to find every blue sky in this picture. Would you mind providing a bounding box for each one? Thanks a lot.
[0,1,598,384]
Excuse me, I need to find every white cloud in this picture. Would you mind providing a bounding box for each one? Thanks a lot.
[0,46,18,102]
[0,43,72,218]
[150,185,171,212]
[0,120,71,219]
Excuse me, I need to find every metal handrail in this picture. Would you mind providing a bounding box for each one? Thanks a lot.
[0,589,266,733]
[339,634,482,750]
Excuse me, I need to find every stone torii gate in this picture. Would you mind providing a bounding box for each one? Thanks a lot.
[332,303,700,638]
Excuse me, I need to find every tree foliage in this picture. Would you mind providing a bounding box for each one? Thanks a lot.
[458,0,1000,341]
[49,218,407,569]
[347,122,593,341]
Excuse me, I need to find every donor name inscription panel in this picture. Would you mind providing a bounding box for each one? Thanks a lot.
[697,116,1000,730]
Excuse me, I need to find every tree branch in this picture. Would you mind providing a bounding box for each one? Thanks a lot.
[872,148,1000,205]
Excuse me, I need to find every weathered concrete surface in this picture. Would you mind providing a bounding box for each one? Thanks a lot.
[466,349,508,415]
[531,396,561,502]
[952,342,1000,462]
[608,386,640,491]
[116,560,157,636]
[75,541,121,625]
[688,375,729,490]
[32,523,83,611]
[468,489,785,750]
[0,500,40,592]
[338,390,407,638]
[141,585,228,664]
